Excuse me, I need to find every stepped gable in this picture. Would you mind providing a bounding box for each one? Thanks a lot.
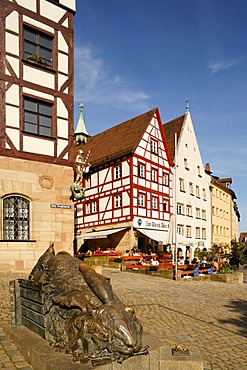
[79,108,158,171]
[163,114,185,161]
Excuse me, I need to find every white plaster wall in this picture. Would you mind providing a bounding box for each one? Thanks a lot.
[58,32,68,53]
[57,138,68,156]
[23,16,54,34]
[6,33,19,56]
[6,128,20,150]
[58,53,68,75]
[40,0,67,23]
[57,98,68,119]
[6,85,19,106]
[23,66,55,89]
[23,88,54,102]
[6,105,19,128]
[5,11,19,33]
[23,136,54,156]
[16,0,37,12]
[6,56,19,78]
[60,0,76,11]
[57,119,69,139]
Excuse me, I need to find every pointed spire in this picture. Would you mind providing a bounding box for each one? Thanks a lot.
[186,98,189,113]
[74,103,89,145]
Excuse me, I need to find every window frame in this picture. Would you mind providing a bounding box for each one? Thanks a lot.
[138,192,145,207]
[114,164,122,180]
[151,167,158,183]
[151,138,158,155]
[23,96,53,137]
[114,194,122,208]
[24,25,53,68]
[138,163,145,178]
[151,196,158,210]
[3,196,30,240]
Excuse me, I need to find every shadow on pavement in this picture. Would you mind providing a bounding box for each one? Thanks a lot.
[219,299,247,337]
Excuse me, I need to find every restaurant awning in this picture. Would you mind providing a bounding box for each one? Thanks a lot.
[137,228,168,244]
[77,228,127,240]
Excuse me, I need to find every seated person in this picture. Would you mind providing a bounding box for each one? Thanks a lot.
[201,257,207,267]
[150,257,159,266]
[178,256,185,265]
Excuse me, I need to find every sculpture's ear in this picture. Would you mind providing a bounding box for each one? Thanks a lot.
[47,242,55,255]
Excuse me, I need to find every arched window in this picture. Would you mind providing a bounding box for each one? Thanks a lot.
[3,196,30,240]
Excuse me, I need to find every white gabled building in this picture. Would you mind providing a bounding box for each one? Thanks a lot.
[163,111,211,261]
[74,108,173,254]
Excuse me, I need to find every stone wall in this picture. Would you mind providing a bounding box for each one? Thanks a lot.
[0,157,74,271]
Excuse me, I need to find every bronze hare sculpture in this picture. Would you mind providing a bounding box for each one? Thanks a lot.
[29,245,148,366]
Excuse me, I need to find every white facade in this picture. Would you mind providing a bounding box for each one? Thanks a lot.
[173,113,211,259]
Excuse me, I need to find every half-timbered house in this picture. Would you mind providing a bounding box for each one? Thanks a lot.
[75,108,173,254]
[0,0,76,271]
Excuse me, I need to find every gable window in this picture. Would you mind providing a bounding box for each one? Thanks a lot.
[151,168,158,182]
[151,196,158,210]
[163,173,169,186]
[138,193,145,207]
[196,185,200,198]
[151,139,158,154]
[24,26,53,67]
[197,166,201,177]
[92,201,97,213]
[189,182,194,195]
[177,203,184,215]
[163,199,169,212]
[85,202,90,215]
[24,97,52,137]
[138,163,145,178]
[184,158,189,170]
[177,225,184,235]
[186,225,192,238]
[114,165,122,180]
[186,205,192,217]
[114,194,122,208]
[3,196,30,240]
[179,178,185,192]
[202,188,206,200]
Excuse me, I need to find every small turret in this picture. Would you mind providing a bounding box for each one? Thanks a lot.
[74,103,90,145]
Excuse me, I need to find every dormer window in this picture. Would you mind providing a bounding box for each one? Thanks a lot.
[114,165,122,179]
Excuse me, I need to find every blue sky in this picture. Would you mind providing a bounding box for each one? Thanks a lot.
[74,0,247,233]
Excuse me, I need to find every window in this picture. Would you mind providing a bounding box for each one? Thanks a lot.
[186,226,191,238]
[177,203,184,215]
[179,178,185,192]
[151,196,158,209]
[196,185,200,198]
[202,209,206,220]
[177,225,184,235]
[138,193,145,207]
[189,182,194,195]
[184,158,189,169]
[196,227,200,239]
[85,176,91,189]
[202,228,206,239]
[163,172,169,186]
[151,139,158,154]
[92,201,97,213]
[163,199,169,212]
[151,168,158,182]
[202,188,206,200]
[24,97,52,136]
[197,166,201,177]
[3,196,30,240]
[212,206,215,216]
[114,194,122,208]
[138,163,145,178]
[186,205,192,217]
[114,165,122,179]
[196,207,201,219]
[24,26,53,67]
[85,202,90,214]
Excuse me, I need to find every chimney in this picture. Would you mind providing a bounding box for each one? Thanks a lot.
[205,163,212,175]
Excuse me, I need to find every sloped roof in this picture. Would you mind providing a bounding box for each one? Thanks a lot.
[77,108,158,170]
[162,114,186,160]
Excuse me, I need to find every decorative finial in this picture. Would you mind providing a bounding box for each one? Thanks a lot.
[186,98,189,113]
[78,102,84,112]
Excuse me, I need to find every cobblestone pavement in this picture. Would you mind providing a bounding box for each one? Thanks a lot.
[1,269,247,370]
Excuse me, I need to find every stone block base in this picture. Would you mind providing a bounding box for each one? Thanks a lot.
[4,325,203,370]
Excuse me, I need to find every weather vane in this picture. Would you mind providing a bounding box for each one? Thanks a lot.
[186,98,189,112]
